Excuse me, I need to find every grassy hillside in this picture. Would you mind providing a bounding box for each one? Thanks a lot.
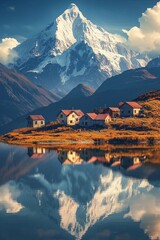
[1,90,160,147]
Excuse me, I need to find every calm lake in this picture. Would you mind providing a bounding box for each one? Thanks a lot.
[0,143,160,240]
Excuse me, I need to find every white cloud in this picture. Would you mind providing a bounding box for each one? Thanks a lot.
[0,38,20,65]
[125,194,160,240]
[123,2,160,55]
[0,182,23,213]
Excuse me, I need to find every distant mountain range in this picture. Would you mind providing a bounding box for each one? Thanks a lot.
[1,60,160,134]
[0,64,60,127]
[13,3,148,93]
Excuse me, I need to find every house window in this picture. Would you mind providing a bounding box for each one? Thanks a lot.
[60,114,63,118]
[76,118,79,121]
[134,110,137,113]
[85,122,88,126]
[35,121,37,124]
[70,120,73,123]
[72,114,74,117]
[128,110,131,113]
[41,121,44,124]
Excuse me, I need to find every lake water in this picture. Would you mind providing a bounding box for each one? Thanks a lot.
[0,143,160,240]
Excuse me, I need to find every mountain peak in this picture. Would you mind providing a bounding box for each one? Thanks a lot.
[60,2,83,21]
[63,83,95,101]
[69,3,79,9]
[14,4,149,93]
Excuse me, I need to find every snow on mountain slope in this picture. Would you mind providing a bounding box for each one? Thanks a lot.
[53,170,152,240]
[14,4,149,92]
[31,165,153,240]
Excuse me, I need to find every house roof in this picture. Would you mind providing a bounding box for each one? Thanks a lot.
[108,107,120,112]
[86,113,97,120]
[61,110,84,117]
[31,154,45,159]
[28,115,45,121]
[121,102,142,109]
[95,114,111,121]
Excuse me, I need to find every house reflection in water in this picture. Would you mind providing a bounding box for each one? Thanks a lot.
[58,150,84,164]
[58,149,147,171]
[28,147,46,158]
[58,149,114,165]
[120,156,144,171]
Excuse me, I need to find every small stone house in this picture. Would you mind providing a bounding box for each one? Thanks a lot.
[105,107,120,118]
[94,114,111,127]
[79,113,97,127]
[27,115,45,128]
[57,110,84,126]
[120,102,142,117]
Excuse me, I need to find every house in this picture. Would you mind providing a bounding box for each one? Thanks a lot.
[94,114,111,127]
[79,113,97,127]
[58,150,83,164]
[105,107,120,118]
[27,147,46,158]
[27,115,45,128]
[119,102,142,117]
[120,157,141,170]
[57,110,84,126]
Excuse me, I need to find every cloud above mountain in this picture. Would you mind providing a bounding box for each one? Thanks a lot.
[0,38,19,65]
[123,2,160,55]
[0,182,23,213]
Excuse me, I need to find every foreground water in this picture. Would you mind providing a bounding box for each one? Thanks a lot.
[0,143,160,240]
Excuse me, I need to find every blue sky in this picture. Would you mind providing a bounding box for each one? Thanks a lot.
[0,0,159,42]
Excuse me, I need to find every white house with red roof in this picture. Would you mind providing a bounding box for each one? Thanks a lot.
[27,115,45,128]
[119,102,143,117]
[57,110,84,126]
[79,113,97,127]
[94,114,111,127]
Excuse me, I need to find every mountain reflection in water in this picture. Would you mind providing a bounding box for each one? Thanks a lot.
[0,143,160,240]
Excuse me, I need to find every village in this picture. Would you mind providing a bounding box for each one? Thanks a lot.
[26,146,148,172]
[27,101,143,129]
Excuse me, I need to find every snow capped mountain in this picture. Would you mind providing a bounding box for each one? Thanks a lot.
[14,3,149,92]
[30,165,153,240]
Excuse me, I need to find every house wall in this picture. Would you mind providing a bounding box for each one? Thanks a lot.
[28,119,45,128]
[79,115,94,127]
[57,112,67,125]
[95,120,105,126]
[110,111,120,118]
[67,112,80,126]
[132,108,141,116]
[67,151,83,164]
[94,117,111,127]
[120,104,141,117]
[57,112,80,126]
[32,120,45,128]
[58,151,83,164]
